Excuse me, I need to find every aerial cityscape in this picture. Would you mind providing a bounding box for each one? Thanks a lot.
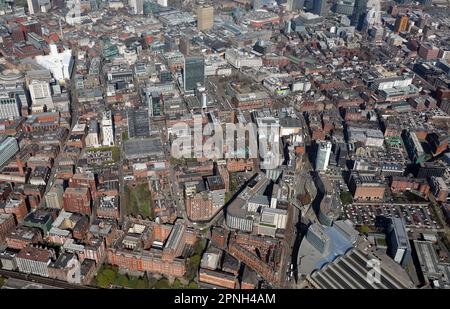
[0,0,449,292]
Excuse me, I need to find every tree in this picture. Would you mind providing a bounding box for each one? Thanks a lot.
[187,281,198,289]
[186,255,201,281]
[116,274,129,287]
[154,279,171,289]
[102,268,117,283]
[194,239,206,256]
[172,279,183,289]
[340,191,353,206]
[225,192,233,204]
[360,225,371,234]
[96,273,112,288]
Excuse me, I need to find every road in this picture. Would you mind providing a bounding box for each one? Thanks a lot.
[0,269,97,289]
[168,163,187,220]
[39,47,80,207]
[116,126,126,226]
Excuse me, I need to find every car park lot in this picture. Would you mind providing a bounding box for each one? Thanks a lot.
[344,203,442,230]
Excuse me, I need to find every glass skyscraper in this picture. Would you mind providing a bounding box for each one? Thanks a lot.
[351,0,368,31]
[315,141,332,172]
[312,0,327,16]
[183,56,205,92]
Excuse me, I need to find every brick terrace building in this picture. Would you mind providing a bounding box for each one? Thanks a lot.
[199,269,237,288]
[390,176,430,196]
[0,213,16,243]
[0,196,28,222]
[6,226,42,250]
[186,192,214,222]
[107,220,197,278]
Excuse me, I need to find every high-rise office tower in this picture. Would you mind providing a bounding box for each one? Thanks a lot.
[183,56,205,92]
[129,0,144,14]
[315,140,332,172]
[101,110,114,146]
[179,37,190,56]
[363,0,382,30]
[334,0,355,16]
[304,0,314,11]
[312,0,327,16]
[351,0,368,31]
[197,5,214,31]
[394,14,409,33]
[27,0,39,14]
[287,0,305,11]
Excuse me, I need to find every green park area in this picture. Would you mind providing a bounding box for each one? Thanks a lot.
[0,276,5,288]
[95,265,199,289]
[340,191,353,206]
[125,183,154,219]
[359,225,373,234]
[185,239,206,282]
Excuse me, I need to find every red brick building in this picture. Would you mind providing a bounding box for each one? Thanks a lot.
[0,213,16,243]
[63,187,92,215]
[69,172,97,197]
[199,269,237,288]
[6,226,42,249]
[226,159,254,172]
[390,177,430,196]
[186,193,214,222]
[210,226,228,249]
[0,196,28,222]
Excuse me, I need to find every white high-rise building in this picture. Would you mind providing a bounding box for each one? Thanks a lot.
[101,111,114,146]
[364,0,382,29]
[45,184,64,209]
[27,0,39,14]
[0,136,19,167]
[129,0,143,14]
[287,0,305,11]
[29,80,53,113]
[157,0,168,7]
[315,140,332,172]
[0,97,20,120]
[27,0,51,14]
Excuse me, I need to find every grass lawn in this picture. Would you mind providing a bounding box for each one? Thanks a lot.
[0,276,5,288]
[95,265,149,289]
[185,239,206,282]
[125,183,154,219]
[95,264,198,289]
[340,191,353,206]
